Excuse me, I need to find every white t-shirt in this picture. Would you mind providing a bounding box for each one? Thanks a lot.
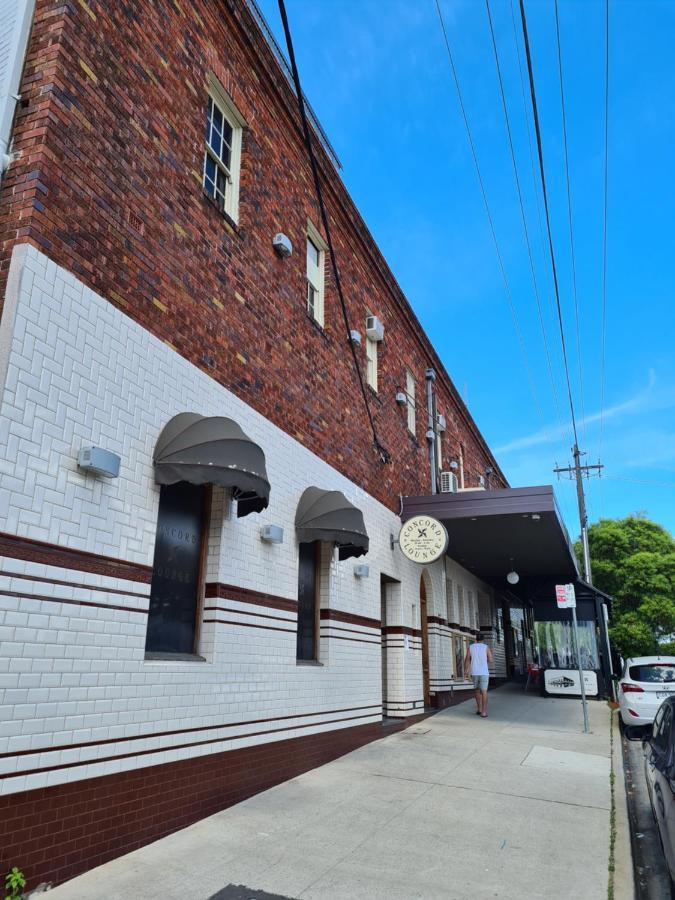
[469,642,489,676]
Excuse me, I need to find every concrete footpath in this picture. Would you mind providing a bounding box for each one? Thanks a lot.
[49,686,618,900]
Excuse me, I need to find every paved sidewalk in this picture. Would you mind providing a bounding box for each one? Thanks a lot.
[49,686,613,900]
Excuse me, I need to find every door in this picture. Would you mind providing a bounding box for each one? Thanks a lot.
[420,576,430,707]
[380,577,388,712]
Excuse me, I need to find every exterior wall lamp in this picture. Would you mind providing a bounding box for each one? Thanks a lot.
[354,564,369,578]
[260,524,284,544]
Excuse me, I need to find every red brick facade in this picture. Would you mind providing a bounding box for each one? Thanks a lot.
[0,0,505,509]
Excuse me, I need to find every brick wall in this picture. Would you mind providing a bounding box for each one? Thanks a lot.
[0,0,505,513]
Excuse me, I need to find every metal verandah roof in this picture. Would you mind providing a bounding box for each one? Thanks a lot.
[401,485,580,585]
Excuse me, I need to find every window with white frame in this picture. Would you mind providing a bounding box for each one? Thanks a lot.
[306,221,326,326]
[366,335,378,391]
[203,79,244,222]
[405,369,416,434]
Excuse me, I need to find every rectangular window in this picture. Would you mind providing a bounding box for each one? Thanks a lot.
[146,482,209,656]
[297,541,320,661]
[406,369,416,434]
[306,221,326,326]
[203,80,244,222]
[366,335,378,391]
[436,415,443,470]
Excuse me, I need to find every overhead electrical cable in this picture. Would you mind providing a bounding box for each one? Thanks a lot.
[598,0,610,459]
[484,0,565,439]
[433,0,546,430]
[518,0,580,448]
[276,0,390,464]
[554,0,587,442]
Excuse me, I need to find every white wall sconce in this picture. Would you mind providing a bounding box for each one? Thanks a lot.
[272,233,292,258]
[449,460,459,470]
[354,564,370,578]
[395,392,407,405]
[77,447,121,478]
[260,524,284,544]
[349,330,362,345]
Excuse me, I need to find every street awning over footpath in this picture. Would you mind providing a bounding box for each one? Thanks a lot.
[295,486,369,560]
[153,413,270,515]
[402,486,614,691]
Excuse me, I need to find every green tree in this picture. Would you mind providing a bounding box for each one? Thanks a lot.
[576,515,675,659]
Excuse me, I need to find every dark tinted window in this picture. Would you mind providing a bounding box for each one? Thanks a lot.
[629,664,675,683]
[654,704,673,754]
[146,482,207,655]
[297,541,319,661]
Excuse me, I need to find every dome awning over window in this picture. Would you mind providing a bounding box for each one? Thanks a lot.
[295,486,369,560]
[153,413,270,515]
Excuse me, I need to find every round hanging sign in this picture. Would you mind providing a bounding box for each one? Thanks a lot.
[398,515,448,564]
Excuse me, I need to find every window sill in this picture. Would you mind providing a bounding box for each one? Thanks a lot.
[305,311,329,341]
[144,652,207,663]
[201,190,241,235]
[296,659,324,667]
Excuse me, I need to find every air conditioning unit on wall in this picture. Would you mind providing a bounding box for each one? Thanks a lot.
[365,315,384,342]
[440,471,458,493]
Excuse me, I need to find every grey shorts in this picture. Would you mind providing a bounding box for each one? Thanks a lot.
[473,674,489,691]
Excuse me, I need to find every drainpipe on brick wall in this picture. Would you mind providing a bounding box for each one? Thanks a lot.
[425,367,437,494]
[0,0,35,176]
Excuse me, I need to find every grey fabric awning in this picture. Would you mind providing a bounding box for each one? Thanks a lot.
[153,413,270,515]
[295,487,369,560]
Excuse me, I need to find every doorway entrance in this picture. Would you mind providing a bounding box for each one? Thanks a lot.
[380,574,400,717]
[420,575,430,707]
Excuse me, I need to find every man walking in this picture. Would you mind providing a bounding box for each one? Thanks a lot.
[464,633,493,718]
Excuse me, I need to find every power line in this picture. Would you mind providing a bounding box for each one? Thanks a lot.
[518,0,579,448]
[484,0,565,442]
[554,0,587,442]
[433,0,547,431]
[599,0,610,459]
[276,0,390,464]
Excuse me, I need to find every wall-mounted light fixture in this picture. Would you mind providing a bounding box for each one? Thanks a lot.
[395,392,408,405]
[260,524,284,544]
[354,564,370,578]
[272,233,292,258]
[349,330,362,345]
[449,460,459,470]
[77,447,121,478]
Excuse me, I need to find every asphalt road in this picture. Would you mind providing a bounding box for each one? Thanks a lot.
[622,730,672,899]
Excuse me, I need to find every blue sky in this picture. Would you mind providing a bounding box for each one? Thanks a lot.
[256,0,675,541]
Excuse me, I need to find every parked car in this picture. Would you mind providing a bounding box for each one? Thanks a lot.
[641,697,675,892]
[618,656,675,726]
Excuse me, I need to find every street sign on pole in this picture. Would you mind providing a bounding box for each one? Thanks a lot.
[554,583,589,733]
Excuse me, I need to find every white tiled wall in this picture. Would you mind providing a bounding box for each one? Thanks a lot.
[0,245,459,795]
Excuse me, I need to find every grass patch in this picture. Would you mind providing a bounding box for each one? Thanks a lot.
[608,708,617,900]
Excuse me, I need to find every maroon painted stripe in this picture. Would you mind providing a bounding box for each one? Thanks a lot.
[3,712,382,780]
[323,634,380,646]
[0,704,382,762]
[381,626,422,637]
[205,582,297,612]
[203,604,295,624]
[319,608,380,630]
[0,589,148,615]
[0,532,152,583]
[203,617,294,635]
[320,623,381,638]
[0,570,150,598]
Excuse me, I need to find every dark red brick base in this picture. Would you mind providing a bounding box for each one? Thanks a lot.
[0,720,387,890]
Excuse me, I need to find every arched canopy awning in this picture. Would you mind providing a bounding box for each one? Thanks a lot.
[295,486,369,560]
[153,413,270,516]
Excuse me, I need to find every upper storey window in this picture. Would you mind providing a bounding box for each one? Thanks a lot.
[203,80,244,223]
[306,221,326,326]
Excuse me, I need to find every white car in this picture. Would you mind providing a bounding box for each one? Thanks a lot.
[618,655,675,726]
